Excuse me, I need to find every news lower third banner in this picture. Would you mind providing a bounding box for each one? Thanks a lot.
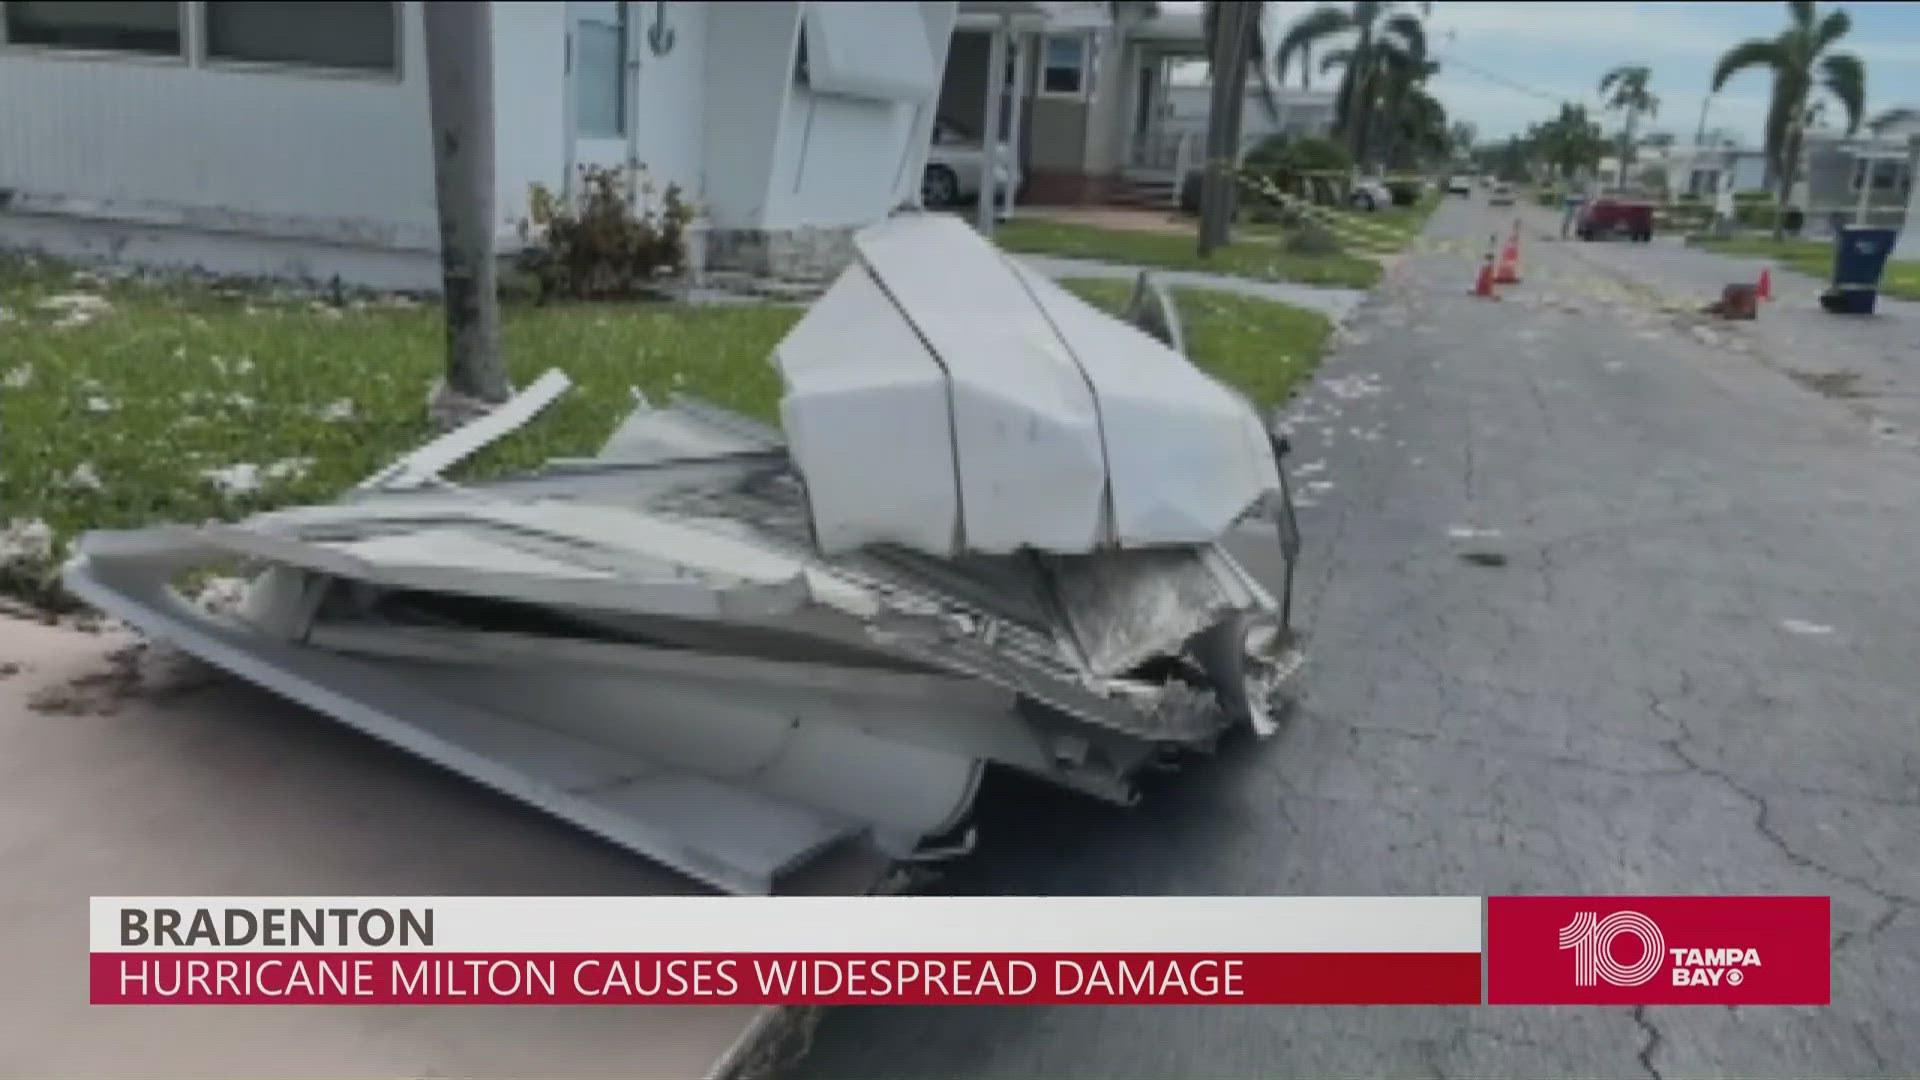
[88,895,1830,1007]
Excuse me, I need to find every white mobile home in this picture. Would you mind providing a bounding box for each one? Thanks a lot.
[0,1,956,288]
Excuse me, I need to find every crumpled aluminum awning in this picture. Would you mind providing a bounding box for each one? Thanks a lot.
[776,213,1282,557]
[61,228,1305,897]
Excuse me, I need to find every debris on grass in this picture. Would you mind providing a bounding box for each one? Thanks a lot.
[200,459,310,497]
[37,292,113,328]
[0,518,55,572]
[2,364,32,389]
[84,396,116,414]
[65,463,104,492]
[317,397,356,422]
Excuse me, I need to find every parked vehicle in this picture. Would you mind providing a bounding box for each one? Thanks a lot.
[1576,197,1655,241]
[1445,175,1474,195]
[1488,182,1516,206]
[923,118,1019,208]
[1349,178,1394,211]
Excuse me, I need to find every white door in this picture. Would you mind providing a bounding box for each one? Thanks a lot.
[569,1,631,178]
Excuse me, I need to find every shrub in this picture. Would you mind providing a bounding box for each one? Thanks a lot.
[1244,133,1292,169]
[516,164,694,301]
[1284,136,1352,175]
[1387,181,1421,206]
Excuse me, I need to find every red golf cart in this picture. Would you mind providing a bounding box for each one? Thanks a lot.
[1576,197,1655,241]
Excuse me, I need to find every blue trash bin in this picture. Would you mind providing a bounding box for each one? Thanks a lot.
[1822,226,1897,315]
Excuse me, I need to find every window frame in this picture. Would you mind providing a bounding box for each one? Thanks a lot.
[0,1,192,65]
[0,1,404,81]
[196,0,404,82]
[1037,32,1090,100]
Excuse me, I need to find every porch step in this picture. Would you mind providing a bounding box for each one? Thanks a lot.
[1108,178,1180,211]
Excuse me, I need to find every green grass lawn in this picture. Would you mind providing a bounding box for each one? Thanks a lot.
[0,259,801,606]
[0,258,1334,609]
[994,218,1383,288]
[1058,278,1331,413]
[1688,234,1920,300]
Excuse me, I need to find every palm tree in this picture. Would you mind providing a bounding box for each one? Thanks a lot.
[1711,0,1865,238]
[1323,37,1437,172]
[422,2,508,423]
[1529,103,1606,181]
[1598,64,1659,184]
[1274,1,1429,169]
[1196,1,1279,255]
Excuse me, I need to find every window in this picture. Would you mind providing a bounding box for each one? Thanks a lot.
[3,1,183,55]
[1851,158,1905,193]
[573,3,627,138]
[203,1,397,72]
[1041,34,1087,96]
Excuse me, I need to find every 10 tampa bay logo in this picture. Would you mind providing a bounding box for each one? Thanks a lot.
[1559,911,1763,988]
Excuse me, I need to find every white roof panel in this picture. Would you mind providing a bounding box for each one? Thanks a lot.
[774,212,1280,558]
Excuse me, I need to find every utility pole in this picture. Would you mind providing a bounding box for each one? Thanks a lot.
[424,0,508,426]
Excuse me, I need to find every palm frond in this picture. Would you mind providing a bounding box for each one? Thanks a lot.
[1383,12,1426,61]
[1712,37,1784,92]
[1819,52,1865,133]
[1814,8,1852,51]
[1274,6,1353,83]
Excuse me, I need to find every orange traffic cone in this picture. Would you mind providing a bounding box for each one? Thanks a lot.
[1757,267,1773,301]
[1472,237,1498,298]
[1494,234,1521,285]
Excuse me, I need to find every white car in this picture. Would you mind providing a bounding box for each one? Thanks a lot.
[1349,178,1394,211]
[1446,175,1474,195]
[923,118,1020,208]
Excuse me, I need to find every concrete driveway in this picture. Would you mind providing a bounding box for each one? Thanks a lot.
[798,197,1920,1076]
[0,615,880,1079]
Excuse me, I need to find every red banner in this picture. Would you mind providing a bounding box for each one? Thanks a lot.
[90,951,1481,1006]
[1486,896,1829,1005]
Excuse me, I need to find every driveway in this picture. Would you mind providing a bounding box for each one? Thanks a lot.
[798,197,1920,1077]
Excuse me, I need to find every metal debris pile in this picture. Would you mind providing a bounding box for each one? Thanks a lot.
[63,215,1305,895]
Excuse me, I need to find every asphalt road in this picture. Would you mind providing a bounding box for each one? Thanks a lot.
[798,196,1920,1077]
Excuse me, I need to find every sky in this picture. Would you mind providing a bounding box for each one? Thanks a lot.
[1169,1,1920,147]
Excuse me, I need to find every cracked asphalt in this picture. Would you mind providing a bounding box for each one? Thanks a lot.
[797,196,1920,1078]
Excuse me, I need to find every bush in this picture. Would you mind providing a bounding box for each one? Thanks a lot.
[516,164,694,301]
[1284,136,1352,175]
[1244,133,1293,169]
[1387,181,1421,207]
